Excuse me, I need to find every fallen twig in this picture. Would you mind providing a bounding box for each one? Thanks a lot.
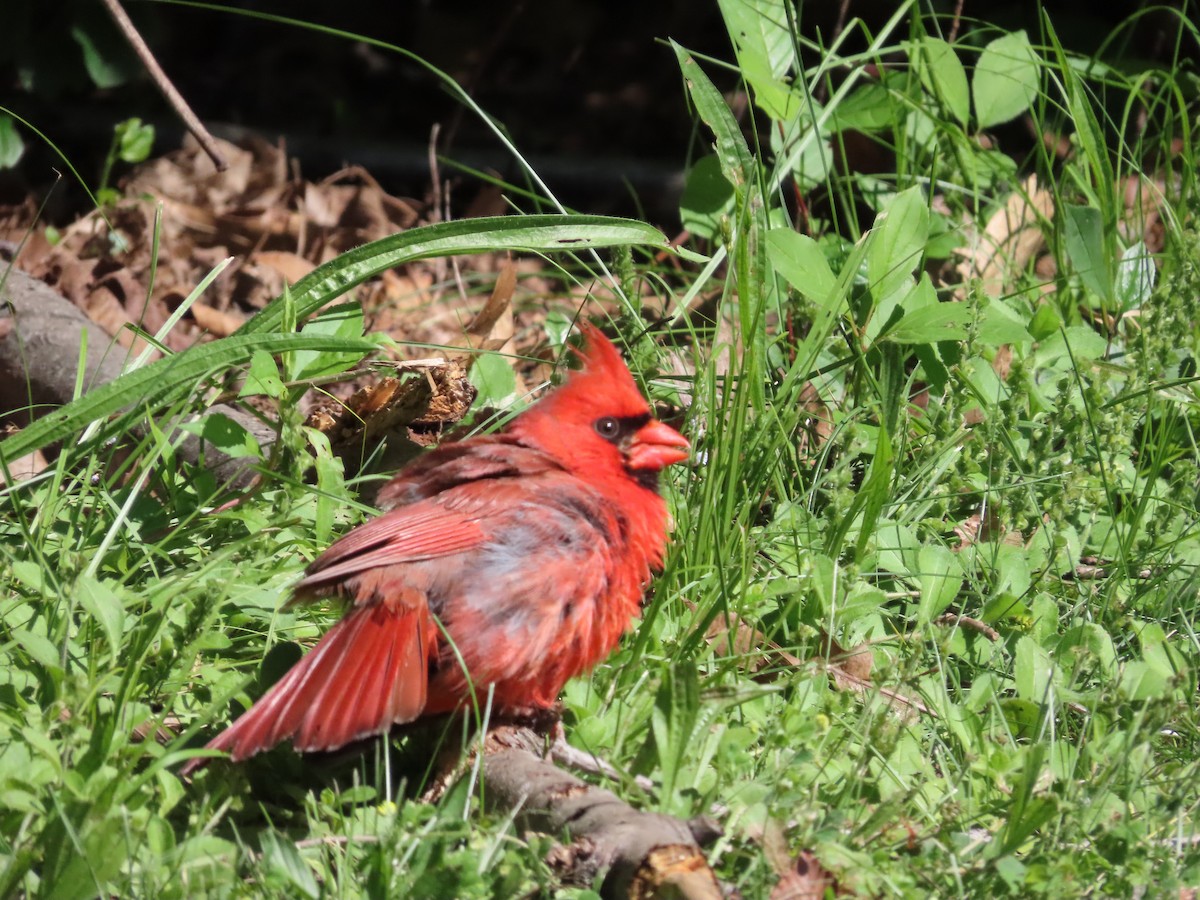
[482,725,723,900]
[100,0,228,171]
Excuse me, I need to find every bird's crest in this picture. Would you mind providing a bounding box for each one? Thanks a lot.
[556,322,649,414]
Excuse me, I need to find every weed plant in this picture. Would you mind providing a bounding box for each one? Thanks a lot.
[2,3,1200,896]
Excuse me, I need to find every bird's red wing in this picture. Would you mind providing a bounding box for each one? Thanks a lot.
[181,591,436,773]
[294,504,489,597]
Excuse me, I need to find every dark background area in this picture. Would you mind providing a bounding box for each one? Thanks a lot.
[1,0,1193,229]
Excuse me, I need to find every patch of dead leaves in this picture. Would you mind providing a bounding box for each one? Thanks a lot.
[1,135,426,359]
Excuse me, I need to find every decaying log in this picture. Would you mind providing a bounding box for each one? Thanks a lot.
[0,266,276,487]
[481,726,723,900]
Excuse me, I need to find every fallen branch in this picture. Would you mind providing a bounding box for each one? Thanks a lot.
[100,0,228,171]
[481,725,723,900]
[0,267,275,487]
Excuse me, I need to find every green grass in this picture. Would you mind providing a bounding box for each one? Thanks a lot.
[4,3,1200,897]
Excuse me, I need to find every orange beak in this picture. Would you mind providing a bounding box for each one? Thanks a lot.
[627,419,689,471]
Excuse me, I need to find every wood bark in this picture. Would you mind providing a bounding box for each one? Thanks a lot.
[482,726,723,900]
[0,266,276,487]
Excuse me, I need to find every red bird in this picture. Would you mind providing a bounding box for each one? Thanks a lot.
[184,324,688,771]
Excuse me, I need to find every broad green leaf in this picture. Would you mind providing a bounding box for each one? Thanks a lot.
[973,31,1040,129]
[75,574,127,662]
[13,629,61,674]
[717,0,792,79]
[832,82,899,132]
[850,422,893,559]
[1059,623,1116,674]
[1063,204,1112,302]
[287,301,366,381]
[240,350,287,400]
[0,114,24,168]
[766,228,837,303]
[915,37,969,126]
[1014,635,1055,703]
[916,544,961,624]
[115,118,155,164]
[1066,74,1112,194]
[1027,303,1062,340]
[884,300,972,345]
[867,186,929,302]
[70,23,135,89]
[650,661,701,804]
[1119,661,1170,701]
[181,413,263,460]
[680,156,737,240]
[259,831,319,900]
[977,298,1034,345]
[718,0,797,119]
[672,41,755,192]
[1115,240,1155,310]
[469,351,518,409]
[239,215,667,336]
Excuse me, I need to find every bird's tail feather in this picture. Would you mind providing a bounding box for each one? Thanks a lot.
[182,601,434,774]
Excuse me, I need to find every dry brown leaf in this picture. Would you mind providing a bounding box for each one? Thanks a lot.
[796,381,833,459]
[768,851,840,900]
[760,820,843,900]
[0,430,48,484]
[305,360,475,464]
[465,256,517,346]
[955,174,1054,298]
[190,302,244,337]
[252,249,316,283]
[819,630,931,719]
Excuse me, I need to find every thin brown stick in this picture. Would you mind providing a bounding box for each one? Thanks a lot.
[947,0,966,44]
[934,612,1000,642]
[99,0,228,171]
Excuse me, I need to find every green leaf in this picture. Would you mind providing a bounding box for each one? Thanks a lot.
[672,42,755,192]
[832,82,901,132]
[649,661,700,804]
[75,574,127,662]
[717,0,797,119]
[469,352,518,409]
[883,300,972,345]
[240,350,288,400]
[287,302,366,381]
[766,228,837,303]
[1114,241,1155,310]
[13,629,61,674]
[717,0,792,79]
[680,156,736,241]
[977,298,1035,345]
[973,31,1040,129]
[916,545,961,625]
[867,186,929,302]
[239,215,666,337]
[180,413,263,460]
[1027,302,1062,341]
[915,37,969,126]
[851,423,894,560]
[70,23,134,89]
[0,114,25,169]
[115,118,155,164]
[1119,661,1170,701]
[1014,635,1055,703]
[1063,204,1112,302]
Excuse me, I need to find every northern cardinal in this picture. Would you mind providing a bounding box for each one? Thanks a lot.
[184,323,688,772]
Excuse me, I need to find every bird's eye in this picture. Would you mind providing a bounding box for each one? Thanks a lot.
[594,416,621,441]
